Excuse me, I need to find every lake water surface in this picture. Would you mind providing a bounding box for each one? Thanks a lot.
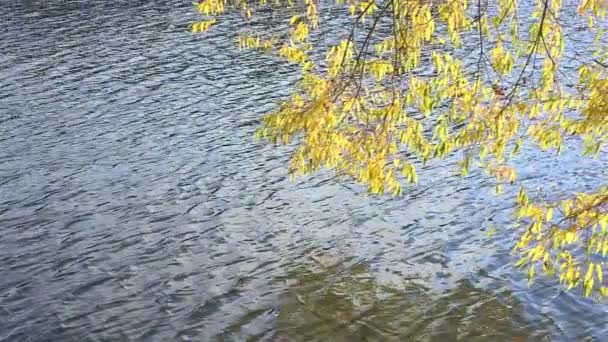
[1,1,607,341]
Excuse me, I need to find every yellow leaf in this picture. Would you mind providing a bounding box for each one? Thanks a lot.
[546,208,553,222]
[585,262,594,283]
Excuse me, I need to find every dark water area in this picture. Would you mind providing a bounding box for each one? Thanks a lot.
[0,1,607,341]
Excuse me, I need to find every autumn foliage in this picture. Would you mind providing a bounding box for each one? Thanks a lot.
[193,0,608,297]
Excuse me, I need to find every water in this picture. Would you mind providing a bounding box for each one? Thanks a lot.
[1,1,607,341]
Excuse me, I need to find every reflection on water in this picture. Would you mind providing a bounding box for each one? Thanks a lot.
[0,1,607,341]
[271,261,548,341]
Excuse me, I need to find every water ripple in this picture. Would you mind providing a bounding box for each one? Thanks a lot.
[1,1,607,341]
